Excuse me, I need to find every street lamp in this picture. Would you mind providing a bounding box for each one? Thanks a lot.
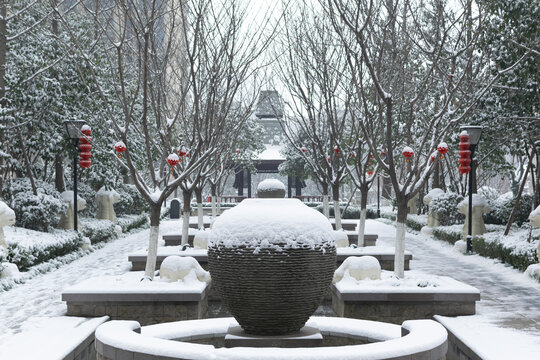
[377,174,381,218]
[461,125,482,253]
[63,120,86,232]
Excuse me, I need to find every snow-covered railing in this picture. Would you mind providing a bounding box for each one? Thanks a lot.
[95,316,447,360]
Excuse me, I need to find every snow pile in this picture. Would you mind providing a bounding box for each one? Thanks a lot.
[335,269,480,294]
[333,256,381,282]
[59,191,86,207]
[257,178,286,192]
[333,230,349,248]
[529,205,540,227]
[0,262,20,280]
[209,199,335,251]
[95,186,120,199]
[160,256,210,284]
[423,188,444,205]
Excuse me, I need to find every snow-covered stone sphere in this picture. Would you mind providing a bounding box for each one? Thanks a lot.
[453,240,467,254]
[159,256,210,283]
[334,230,349,248]
[0,201,15,249]
[256,179,286,198]
[0,262,20,279]
[333,256,381,282]
[194,229,210,249]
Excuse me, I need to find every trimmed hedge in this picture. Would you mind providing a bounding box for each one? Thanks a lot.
[472,236,538,272]
[117,214,148,233]
[81,219,118,244]
[432,226,463,245]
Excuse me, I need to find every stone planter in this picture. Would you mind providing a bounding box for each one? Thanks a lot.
[208,198,336,335]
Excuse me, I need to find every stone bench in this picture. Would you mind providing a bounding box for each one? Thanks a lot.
[163,233,195,246]
[345,232,378,246]
[62,273,210,326]
[190,222,211,229]
[0,316,108,360]
[332,276,480,325]
[331,221,357,231]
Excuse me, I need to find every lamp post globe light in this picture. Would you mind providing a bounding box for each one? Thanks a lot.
[63,120,87,232]
[460,125,482,253]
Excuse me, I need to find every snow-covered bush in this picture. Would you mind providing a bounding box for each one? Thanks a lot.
[484,192,533,226]
[478,186,499,203]
[116,214,148,233]
[315,203,378,219]
[76,183,98,217]
[114,184,149,215]
[81,219,118,244]
[432,225,463,244]
[4,179,67,232]
[430,192,465,226]
[6,230,82,271]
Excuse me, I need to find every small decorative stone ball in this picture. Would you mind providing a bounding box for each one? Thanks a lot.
[333,256,381,282]
[453,240,467,254]
[194,229,210,249]
[256,179,286,198]
[159,256,210,283]
[334,230,349,248]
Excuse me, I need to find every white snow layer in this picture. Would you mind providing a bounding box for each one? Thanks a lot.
[256,178,286,192]
[209,199,335,251]
[458,193,489,208]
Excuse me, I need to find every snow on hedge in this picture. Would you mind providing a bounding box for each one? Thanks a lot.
[209,199,335,251]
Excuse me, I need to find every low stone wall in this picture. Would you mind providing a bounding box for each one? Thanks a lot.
[64,288,209,326]
[332,285,478,325]
[332,222,356,231]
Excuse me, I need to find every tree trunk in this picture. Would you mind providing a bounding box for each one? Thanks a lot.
[182,189,192,245]
[357,184,368,246]
[332,182,342,230]
[504,156,531,235]
[394,196,408,278]
[143,204,161,280]
[18,129,37,195]
[195,187,204,229]
[322,182,330,219]
[55,154,65,192]
[211,183,217,218]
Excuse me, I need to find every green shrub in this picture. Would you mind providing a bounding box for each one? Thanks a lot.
[114,184,149,215]
[430,192,464,226]
[472,236,538,271]
[5,179,67,232]
[484,192,533,226]
[406,215,427,231]
[7,232,82,271]
[81,219,117,244]
[432,226,462,244]
[117,214,148,233]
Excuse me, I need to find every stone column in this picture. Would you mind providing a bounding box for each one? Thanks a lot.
[458,194,489,241]
[421,188,444,234]
[96,187,121,222]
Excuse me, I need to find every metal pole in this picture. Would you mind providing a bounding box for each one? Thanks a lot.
[466,145,475,253]
[377,175,381,218]
[73,139,79,232]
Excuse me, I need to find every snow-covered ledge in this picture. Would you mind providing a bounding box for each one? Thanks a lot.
[95,317,448,360]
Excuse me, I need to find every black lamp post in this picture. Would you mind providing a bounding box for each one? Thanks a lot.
[63,120,86,232]
[461,125,482,253]
[377,174,381,218]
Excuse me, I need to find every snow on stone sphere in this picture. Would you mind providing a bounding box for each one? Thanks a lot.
[256,179,286,198]
[453,240,467,254]
[333,256,381,282]
[209,198,335,252]
[159,256,210,284]
[334,230,349,248]
[194,229,210,249]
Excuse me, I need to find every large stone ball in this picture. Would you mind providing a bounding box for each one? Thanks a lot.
[256,179,286,198]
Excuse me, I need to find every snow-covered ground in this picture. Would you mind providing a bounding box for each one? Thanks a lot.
[0,219,180,346]
[0,218,539,358]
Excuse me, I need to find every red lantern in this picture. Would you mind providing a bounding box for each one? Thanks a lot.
[79,159,91,168]
[236,149,241,155]
[301,147,307,153]
[81,125,91,136]
[167,153,180,167]
[437,142,449,159]
[367,170,374,176]
[403,146,414,162]
[178,146,187,157]
[334,146,340,156]
[381,151,386,157]
[79,143,92,152]
[458,131,471,174]
[114,141,126,159]
[349,151,355,159]
[430,151,437,163]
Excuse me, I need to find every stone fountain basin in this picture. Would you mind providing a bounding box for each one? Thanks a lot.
[95,316,448,360]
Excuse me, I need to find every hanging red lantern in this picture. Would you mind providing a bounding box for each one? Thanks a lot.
[167,153,180,167]
[430,151,437,163]
[437,142,449,159]
[79,126,92,169]
[402,146,414,162]
[458,131,471,174]
[301,146,307,153]
[381,150,386,157]
[367,170,374,176]
[178,146,188,156]
[114,141,126,158]
[236,148,241,155]
[334,146,340,156]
